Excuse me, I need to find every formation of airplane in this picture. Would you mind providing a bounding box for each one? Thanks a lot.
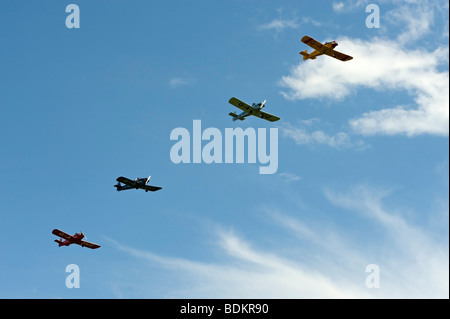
[226,36,352,121]
[299,35,353,61]
[114,176,162,192]
[228,97,280,122]
[52,34,351,251]
[52,229,101,249]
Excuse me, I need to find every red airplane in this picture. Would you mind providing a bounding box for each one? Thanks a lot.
[52,228,101,249]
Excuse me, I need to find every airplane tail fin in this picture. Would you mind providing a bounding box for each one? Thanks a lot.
[300,50,309,60]
[54,239,63,247]
[229,112,238,122]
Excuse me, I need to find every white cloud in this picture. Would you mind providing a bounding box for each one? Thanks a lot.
[258,16,322,33]
[258,19,299,32]
[281,121,354,149]
[110,229,369,298]
[385,2,436,44]
[279,37,449,136]
[332,0,447,42]
[332,0,369,13]
[332,2,345,13]
[278,172,301,183]
[324,185,449,298]
[281,0,450,137]
[301,17,322,27]
[169,76,195,88]
[108,184,448,298]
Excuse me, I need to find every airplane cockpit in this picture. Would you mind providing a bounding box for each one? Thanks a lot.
[325,41,338,47]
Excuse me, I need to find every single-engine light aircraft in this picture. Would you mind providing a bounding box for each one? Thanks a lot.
[114,176,162,192]
[300,35,353,61]
[228,97,280,122]
[52,229,101,249]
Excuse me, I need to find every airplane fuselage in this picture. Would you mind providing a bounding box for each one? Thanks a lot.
[233,101,266,121]
[115,176,154,191]
[52,228,101,249]
[131,177,150,189]
[55,233,84,246]
[301,41,338,60]
[134,178,148,185]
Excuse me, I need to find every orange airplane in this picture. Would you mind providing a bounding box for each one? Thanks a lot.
[300,35,353,61]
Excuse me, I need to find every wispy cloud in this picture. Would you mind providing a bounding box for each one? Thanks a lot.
[333,0,445,44]
[278,172,301,183]
[258,16,322,33]
[280,121,362,149]
[332,1,346,13]
[385,2,436,44]
[324,184,449,297]
[301,17,322,27]
[169,76,195,88]
[258,18,299,32]
[106,184,448,298]
[108,228,369,298]
[332,0,369,13]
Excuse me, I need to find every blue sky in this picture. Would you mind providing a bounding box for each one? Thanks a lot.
[0,0,448,298]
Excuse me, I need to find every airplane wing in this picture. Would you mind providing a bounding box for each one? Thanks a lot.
[52,229,73,241]
[116,176,161,191]
[301,35,325,51]
[144,185,162,192]
[80,240,101,249]
[301,35,352,61]
[258,110,280,122]
[229,97,253,113]
[115,184,133,191]
[323,49,353,61]
[116,176,138,188]
[228,112,246,120]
